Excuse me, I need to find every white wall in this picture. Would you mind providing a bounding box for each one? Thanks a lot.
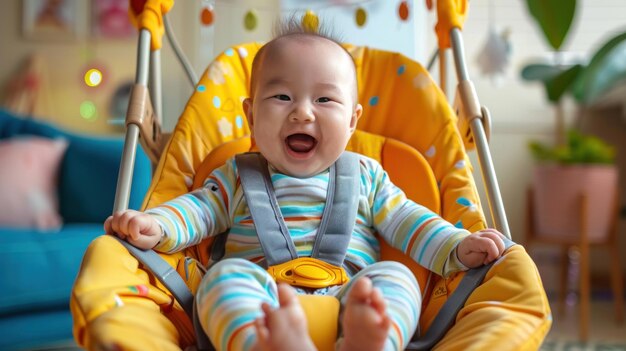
[280,0,427,62]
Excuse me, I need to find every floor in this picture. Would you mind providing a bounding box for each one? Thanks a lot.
[33,299,626,351]
[534,244,626,350]
[542,298,626,350]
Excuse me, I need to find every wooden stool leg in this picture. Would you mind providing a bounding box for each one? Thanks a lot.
[608,194,623,324]
[579,194,589,342]
[609,244,624,324]
[558,245,569,316]
[579,244,590,342]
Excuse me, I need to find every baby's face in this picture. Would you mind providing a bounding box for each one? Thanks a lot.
[244,36,362,178]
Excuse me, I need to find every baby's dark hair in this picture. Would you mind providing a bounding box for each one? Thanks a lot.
[249,14,358,100]
[272,14,344,45]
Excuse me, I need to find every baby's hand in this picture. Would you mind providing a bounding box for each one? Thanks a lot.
[456,229,506,268]
[104,210,163,250]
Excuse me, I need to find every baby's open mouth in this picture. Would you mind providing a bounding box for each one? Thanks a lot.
[286,133,317,153]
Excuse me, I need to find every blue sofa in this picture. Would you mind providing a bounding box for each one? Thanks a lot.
[0,109,152,350]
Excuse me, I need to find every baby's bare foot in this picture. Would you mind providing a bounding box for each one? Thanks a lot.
[253,283,317,351]
[339,277,391,351]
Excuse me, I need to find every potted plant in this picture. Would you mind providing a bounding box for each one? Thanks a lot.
[529,130,616,240]
[521,0,625,239]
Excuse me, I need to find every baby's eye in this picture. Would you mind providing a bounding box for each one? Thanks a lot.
[316,97,331,103]
[273,94,291,101]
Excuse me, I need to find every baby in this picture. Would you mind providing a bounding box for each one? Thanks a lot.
[106,20,506,351]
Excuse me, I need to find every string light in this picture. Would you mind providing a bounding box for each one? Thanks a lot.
[84,68,103,87]
[80,100,98,121]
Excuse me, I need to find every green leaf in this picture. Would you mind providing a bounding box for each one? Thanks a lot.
[545,64,583,102]
[572,31,626,103]
[526,0,577,50]
[529,130,615,164]
[521,63,563,81]
[520,63,582,103]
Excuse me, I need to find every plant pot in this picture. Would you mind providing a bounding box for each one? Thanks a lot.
[532,164,618,241]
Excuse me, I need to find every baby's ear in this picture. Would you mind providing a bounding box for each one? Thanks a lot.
[243,98,253,128]
[350,104,363,132]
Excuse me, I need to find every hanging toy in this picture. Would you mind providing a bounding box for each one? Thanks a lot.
[398,1,409,21]
[200,5,214,26]
[302,10,319,32]
[355,7,367,27]
[475,1,512,83]
[475,26,512,82]
[244,10,258,31]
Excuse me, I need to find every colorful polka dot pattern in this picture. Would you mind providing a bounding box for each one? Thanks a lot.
[456,197,477,212]
[186,46,255,142]
[425,146,436,158]
[369,96,379,106]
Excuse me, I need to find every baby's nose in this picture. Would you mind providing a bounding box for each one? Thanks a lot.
[289,104,315,122]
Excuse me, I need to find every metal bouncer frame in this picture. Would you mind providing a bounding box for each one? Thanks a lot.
[111,1,513,349]
[116,0,511,239]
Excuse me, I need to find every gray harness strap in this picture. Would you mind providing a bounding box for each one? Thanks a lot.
[311,152,361,266]
[235,153,298,265]
[113,237,194,318]
[235,152,360,267]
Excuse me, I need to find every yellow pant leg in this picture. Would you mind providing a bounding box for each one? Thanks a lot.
[429,245,552,350]
[71,235,194,351]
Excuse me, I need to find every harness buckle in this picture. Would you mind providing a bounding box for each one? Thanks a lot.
[267,257,349,289]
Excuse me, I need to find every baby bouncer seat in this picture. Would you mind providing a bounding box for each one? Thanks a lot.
[70,1,552,350]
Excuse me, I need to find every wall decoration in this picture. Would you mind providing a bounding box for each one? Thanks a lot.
[201,4,215,26]
[244,9,258,31]
[302,10,319,32]
[475,0,512,83]
[355,7,367,27]
[398,1,410,21]
[22,0,81,40]
[92,0,135,38]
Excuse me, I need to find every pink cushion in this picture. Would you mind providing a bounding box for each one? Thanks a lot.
[0,137,68,230]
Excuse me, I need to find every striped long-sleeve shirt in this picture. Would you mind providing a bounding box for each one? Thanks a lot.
[148,154,470,277]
